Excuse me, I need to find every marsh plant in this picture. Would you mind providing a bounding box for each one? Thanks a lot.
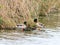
[0,0,60,28]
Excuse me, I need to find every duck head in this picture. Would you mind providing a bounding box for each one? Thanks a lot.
[34,18,38,23]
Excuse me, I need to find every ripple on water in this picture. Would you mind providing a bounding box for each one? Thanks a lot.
[0,28,60,45]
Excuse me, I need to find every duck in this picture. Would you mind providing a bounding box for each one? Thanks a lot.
[16,21,27,30]
[16,21,34,31]
[34,19,44,30]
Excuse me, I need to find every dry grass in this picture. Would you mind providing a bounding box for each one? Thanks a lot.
[0,0,60,28]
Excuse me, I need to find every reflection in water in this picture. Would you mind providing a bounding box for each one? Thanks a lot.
[0,29,51,40]
[0,28,60,45]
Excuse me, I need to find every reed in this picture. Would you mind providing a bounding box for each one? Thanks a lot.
[0,0,59,28]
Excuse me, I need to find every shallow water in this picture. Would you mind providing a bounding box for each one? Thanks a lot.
[0,28,60,45]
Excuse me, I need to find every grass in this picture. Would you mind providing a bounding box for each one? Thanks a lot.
[0,0,60,28]
[0,17,3,25]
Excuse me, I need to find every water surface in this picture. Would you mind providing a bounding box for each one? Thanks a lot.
[0,28,60,45]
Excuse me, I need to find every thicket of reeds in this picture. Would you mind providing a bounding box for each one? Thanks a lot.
[0,0,60,28]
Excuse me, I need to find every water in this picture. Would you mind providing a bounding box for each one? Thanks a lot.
[0,28,60,45]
